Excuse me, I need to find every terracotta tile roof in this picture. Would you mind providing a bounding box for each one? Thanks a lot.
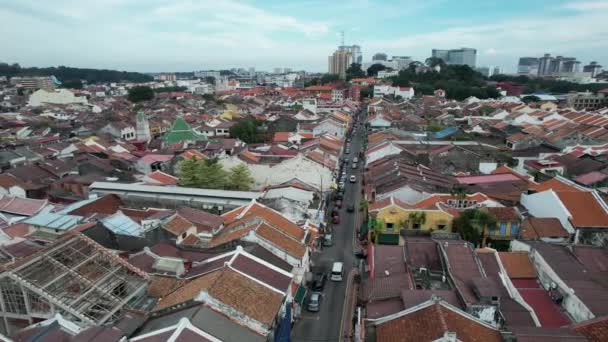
[145,171,179,185]
[181,149,208,160]
[520,217,569,240]
[147,275,187,298]
[574,315,608,341]
[206,224,256,248]
[239,150,261,163]
[222,202,305,241]
[231,253,292,292]
[206,268,284,326]
[498,252,537,278]
[68,194,123,216]
[369,196,411,212]
[484,207,519,222]
[530,177,585,193]
[2,223,31,238]
[556,191,608,228]
[180,234,201,246]
[0,196,48,216]
[375,301,502,342]
[153,270,221,312]
[256,223,306,258]
[177,207,223,233]
[163,215,195,236]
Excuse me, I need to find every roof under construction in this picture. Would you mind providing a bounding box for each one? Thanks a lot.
[0,233,149,329]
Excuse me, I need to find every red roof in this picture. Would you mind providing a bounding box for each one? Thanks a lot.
[455,173,521,185]
[145,171,179,186]
[512,279,571,327]
[530,177,585,193]
[556,191,608,228]
[574,315,608,341]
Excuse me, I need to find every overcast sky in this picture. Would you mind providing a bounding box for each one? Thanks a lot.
[2,0,608,73]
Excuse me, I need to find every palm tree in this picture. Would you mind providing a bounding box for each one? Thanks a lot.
[453,209,497,247]
[373,218,384,244]
[450,185,468,201]
[469,209,497,247]
[408,212,427,229]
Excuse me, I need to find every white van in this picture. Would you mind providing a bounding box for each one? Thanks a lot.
[330,262,344,281]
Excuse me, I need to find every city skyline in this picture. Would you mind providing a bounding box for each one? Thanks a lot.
[2,0,608,73]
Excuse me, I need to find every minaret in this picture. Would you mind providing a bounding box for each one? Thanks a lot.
[135,111,151,142]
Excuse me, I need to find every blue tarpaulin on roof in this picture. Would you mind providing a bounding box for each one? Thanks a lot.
[431,126,459,139]
[275,303,292,342]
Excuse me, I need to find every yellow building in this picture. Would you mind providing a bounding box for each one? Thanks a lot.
[369,196,453,245]
[220,104,240,120]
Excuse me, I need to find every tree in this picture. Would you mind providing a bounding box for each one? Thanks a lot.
[198,158,228,189]
[367,63,387,77]
[453,209,497,247]
[425,57,446,68]
[345,63,365,81]
[372,218,384,244]
[61,79,83,89]
[178,157,200,187]
[230,118,263,143]
[522,95,541,104]
[360,87,373,98]
[320,74,340,84]
[228,164,254,190]
[128,86,154,102]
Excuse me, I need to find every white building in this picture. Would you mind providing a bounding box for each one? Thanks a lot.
[28,89,88,107]
[221,154,333,191]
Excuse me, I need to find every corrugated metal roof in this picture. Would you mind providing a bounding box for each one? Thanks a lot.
[24,212,82,230]
[102,212,145,237]
[90,182,262,199]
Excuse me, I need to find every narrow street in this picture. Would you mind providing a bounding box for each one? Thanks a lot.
[292,111,364,342]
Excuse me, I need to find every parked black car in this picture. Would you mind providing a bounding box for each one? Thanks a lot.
[311,273,327,292]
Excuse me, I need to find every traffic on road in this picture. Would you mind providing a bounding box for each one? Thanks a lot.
[292,109,366,341]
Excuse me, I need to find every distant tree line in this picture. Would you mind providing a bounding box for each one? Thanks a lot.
[0,62,153,84]
[389,60,501,101]
[489,74,608,94]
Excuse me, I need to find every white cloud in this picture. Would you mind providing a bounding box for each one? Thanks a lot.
[563,0,608,11]
[366,7,608,71]
[485,48,498,55]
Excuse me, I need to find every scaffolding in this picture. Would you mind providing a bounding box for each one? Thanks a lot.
[0,233,149,331]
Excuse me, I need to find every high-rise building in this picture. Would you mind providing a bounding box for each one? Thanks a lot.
[328,47,353,79]
[273,68,283,74]
[517,57,539,75]
[432,48,477,68]
[537,54,582,76]
[493,66,503,76]
[392,56,413,70]
[583,62,603,78]
[339,45,362,64]
[372,52,388,61]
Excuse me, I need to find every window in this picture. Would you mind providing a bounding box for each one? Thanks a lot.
[510,223,518,237]
[413,223,420,229]
[437,224,446,230]
[386,223,394,232]
[499,223,507,235]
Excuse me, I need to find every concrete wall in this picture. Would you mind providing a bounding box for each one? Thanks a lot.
[521,191,575,234]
